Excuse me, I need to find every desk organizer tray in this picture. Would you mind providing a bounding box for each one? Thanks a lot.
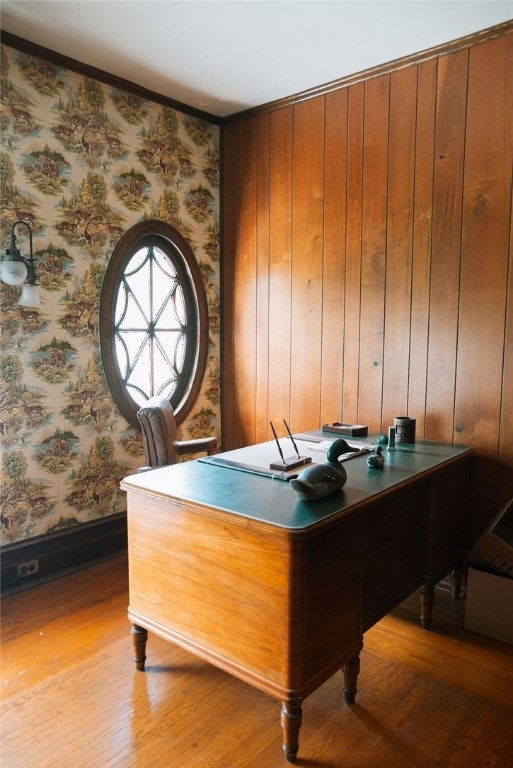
[322,423,368,437]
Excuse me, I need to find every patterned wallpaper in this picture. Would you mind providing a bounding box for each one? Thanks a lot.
[0,44,221,545]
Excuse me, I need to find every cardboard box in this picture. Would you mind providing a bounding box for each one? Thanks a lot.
[468,498,513,579]
[465,566,513,646]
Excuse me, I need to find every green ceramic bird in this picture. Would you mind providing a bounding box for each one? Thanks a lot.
[289,438,350,501]
[367,445,385,468]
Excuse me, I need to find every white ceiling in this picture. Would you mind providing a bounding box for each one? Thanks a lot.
[1,1,512,118]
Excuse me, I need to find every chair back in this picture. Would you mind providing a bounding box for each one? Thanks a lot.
[137,397,180,467]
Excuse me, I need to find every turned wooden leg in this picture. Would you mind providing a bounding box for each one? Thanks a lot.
[420,578,436,629]
[280,698,302,763]
[342,656,360,704]
[451,568,463,599]
[451,554,467,599]
[131,623,148,670]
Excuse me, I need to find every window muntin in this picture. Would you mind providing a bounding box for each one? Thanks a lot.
[100,221,208,430]
[113,241,191,406]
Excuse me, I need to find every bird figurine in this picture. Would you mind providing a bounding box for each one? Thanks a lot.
[289,438,350,501]
[367,445,385,468]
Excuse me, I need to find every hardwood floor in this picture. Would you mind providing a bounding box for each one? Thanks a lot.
[2,555,512,767]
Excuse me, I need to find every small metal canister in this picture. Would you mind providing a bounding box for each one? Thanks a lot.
[394,416,416,443]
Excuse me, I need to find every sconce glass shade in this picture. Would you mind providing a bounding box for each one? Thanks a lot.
[19,283,41,308]
[2,220,41,307]
[0,258,28,285]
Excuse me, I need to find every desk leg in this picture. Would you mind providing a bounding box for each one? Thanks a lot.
[451,568,463,599]
[343,656,360,704]
[131,623,148,670]
[281,697,302,763]
[420,579,436,629]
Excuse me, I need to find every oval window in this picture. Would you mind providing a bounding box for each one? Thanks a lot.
[100,220,209,430]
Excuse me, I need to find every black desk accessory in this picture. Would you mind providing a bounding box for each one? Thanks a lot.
[322,423,368,437]
[269,420,312,471]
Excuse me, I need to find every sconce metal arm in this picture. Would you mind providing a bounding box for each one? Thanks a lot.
[6,219,37,284]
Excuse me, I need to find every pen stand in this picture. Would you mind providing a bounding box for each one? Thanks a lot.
[270,456,312,471]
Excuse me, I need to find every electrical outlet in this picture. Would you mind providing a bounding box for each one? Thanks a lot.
[17,559,39,578]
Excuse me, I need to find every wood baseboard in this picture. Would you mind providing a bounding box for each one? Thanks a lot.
[0,513,127,595]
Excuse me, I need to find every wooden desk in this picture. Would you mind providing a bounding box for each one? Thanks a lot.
[121,436,473,762]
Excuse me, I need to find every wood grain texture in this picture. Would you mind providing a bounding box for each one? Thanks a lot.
[290,97,325,431]
[321,89,347,424]
[124,475,366,699]
[268,106,294,429]
[408,58,437,438]
[222,26,513,539]
[120,440,473,761]
[500,198,513,506]
[255,113,271,443]
[343,82,365,422]
[425,48,468,443]
[359,75,389,433]
[232,119,258,447]
[3,556,512,768]
[455,32,513,522]
[382,65,416,426]
[127,496,303,689]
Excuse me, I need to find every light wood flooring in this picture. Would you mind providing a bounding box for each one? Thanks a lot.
[1,555,513,767]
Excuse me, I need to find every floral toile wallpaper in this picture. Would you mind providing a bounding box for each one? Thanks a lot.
[0,44,221,545]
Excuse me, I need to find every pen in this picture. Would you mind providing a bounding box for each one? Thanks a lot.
[270,421,286,463]
[283,419,300,458]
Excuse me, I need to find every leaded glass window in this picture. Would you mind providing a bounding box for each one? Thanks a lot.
[100,221,208,430]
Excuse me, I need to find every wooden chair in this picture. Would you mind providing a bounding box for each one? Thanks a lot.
[137,396,216,470]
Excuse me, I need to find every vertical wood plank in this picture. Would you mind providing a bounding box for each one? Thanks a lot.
[342,82,364,422]
[290,97,325,431]
[409,59,437,439]
[359,75,389,433]
[499,195,513,509]
[426,49,468,441]
[321,89,348,424]
[221,123,235,449]
[382,66,417,427]
[268,107,294,432]
[233,119,258,446]
[455,33,513,534]
[255,113,271,443]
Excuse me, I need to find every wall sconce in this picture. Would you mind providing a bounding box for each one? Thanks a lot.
[0,220,41,308]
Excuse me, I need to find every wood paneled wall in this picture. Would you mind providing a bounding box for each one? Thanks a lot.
[222,26,513,541]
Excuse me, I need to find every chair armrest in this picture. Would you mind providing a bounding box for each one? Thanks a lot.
[177,436,217,456]
[137,437,217,471]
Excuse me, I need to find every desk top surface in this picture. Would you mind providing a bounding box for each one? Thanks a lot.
[121,432,473,531]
